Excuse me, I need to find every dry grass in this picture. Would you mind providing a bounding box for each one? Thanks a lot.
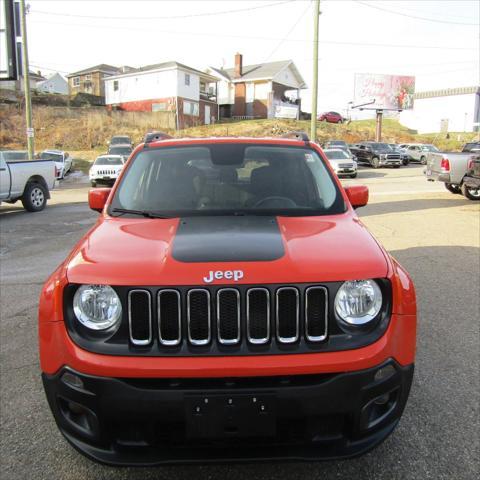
[1,105,477,153]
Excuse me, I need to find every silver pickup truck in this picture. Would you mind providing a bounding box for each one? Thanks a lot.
[425,143,480,199]
[0,151,56,211]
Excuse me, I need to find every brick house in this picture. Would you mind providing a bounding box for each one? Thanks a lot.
[67,64,122,98]
[206,53,307,120]
[104,61,219,129]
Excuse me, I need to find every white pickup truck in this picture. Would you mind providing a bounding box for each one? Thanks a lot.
[0,151,56,212]
[425,142,480,199]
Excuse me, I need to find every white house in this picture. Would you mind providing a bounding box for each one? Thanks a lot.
[400,86,480,134]
[206,53,307,120]
[104,61,219,129]
[36,72,68,95]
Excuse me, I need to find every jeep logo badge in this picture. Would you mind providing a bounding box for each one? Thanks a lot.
[203,270,244,283]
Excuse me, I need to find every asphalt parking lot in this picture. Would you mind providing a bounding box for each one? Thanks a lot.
[1,164,479,480]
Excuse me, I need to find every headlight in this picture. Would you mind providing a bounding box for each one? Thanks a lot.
[334,280,382,325]
[73,285,122,330]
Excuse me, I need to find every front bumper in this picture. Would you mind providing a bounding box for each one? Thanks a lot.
[379,158,401,166]
[42,360,414,465]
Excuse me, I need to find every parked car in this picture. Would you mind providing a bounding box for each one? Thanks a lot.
[318,111,345,124]
[350,142,402,168]
[40,133,416,464]
[0,150,56,211]
[89,155,125,187]
[107,145,133,160]
[388,144,410,166]
[39,150,72,179]
[461,155,480,200]
[400,144,439,164]
[323,140,356,159]
[462,142,480,153]
[108,135,133,147]
[425,144,479,195]
[323,148,357,178]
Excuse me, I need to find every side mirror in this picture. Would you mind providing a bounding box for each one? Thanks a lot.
[345,185,368,209]
[88,188,111,212]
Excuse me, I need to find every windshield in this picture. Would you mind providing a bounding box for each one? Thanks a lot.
[372,143,391,150]
[111,137,131,145]
[109,146,132,156]
[40,152,63,162]
[421,145,439,152]
[2,151,28,160]
[94,156,124,166]
[325,150,349,160]
[111,144,345,217]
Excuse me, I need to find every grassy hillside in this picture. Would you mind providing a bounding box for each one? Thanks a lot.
[1,105,477,170]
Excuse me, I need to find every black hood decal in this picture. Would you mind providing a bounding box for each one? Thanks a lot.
[172,216,285,263]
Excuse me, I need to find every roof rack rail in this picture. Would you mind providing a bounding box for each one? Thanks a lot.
[281,131,310,142]
[144,131,173,145]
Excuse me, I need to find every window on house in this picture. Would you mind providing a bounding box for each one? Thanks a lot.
[85,74,91,80]
[72,77,80,87]
[183,101,199,116]
[113,80,119,91]
[152,102,167,112]
[184,73,190,86]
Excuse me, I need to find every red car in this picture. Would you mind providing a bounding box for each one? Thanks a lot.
[318,111,345,123]
[39,133,416,465]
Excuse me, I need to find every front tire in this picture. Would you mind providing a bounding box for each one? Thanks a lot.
[350,173,357,178]
[461,182,480,200]
[21,182,47,212]
[420,156,427,165]
[91,181,97,187]
[445,183,461,194]
[372,157,380,168]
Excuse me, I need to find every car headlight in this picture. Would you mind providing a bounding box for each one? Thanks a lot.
[334,280,382,325]
[73,285,122,330]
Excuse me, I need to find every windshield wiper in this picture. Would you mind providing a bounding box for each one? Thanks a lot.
[111,208,171,219]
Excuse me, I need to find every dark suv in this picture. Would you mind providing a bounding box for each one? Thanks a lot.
[350,142,402,168]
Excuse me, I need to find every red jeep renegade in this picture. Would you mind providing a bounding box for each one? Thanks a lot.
[39,133,416,465]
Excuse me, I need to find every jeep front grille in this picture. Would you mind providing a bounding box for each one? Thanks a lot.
[127,285,329,349]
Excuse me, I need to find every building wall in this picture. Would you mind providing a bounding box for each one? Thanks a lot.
[105,70,177,105]
[233,83,246,116]
[176,70,200,101]
[216,79,234,105]
[68,71,109,97]
[37,74,68,94]
[176,97,218,129]
[272,65,302,89]
[399,92,479,133]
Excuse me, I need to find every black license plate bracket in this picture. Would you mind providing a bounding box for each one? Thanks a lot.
[185,393,276,439]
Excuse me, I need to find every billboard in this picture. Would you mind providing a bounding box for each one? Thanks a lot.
[0,0,19,80]
[354,73,415,110]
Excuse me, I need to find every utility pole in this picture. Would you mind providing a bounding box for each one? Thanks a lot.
[375,109,383,142]
[19,0,34,160]
[310,0,320,142]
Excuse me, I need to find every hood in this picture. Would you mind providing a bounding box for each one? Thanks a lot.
[90,164,123,172]
[66,213,389,286]
[328,158,354,166]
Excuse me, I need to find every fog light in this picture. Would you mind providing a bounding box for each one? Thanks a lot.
[61,372,84,389]
[374,364,396,382]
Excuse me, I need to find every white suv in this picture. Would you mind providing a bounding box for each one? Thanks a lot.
[89,155,125,187]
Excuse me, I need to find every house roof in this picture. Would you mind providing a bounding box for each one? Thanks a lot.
[106,61,218,82]
[211,60,306,88]
[67,64,119,77]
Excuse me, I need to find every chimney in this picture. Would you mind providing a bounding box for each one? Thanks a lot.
[234,53,243,78]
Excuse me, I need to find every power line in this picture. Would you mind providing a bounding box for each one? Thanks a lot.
[31,0,294,21]
[264,1,313,62]
[356,1,479,26]
[29,18,477,51]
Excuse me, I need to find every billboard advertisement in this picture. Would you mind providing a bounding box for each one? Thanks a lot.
[354,73,415,110]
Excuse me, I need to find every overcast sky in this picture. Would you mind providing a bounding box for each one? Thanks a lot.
[26,0,479,115]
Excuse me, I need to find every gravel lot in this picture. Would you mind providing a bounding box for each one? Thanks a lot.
[1,164,479,479]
